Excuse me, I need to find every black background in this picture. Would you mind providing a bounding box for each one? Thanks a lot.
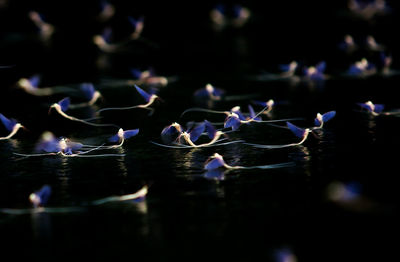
[1,1,400,261]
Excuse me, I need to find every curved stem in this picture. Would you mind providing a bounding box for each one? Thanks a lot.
[71,153,125,158]
[97,96,157,113]
[13,152,57,157]
[55,107,119,128]
[0,125,22,140]
[251,117,305,123]
[244,131,310,149]
[180,108,228,117]
[184,131,223,148]
[230,162,296,170]
[92,186,148,205]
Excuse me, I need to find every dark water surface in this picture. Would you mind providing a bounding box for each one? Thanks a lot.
[1,1,400,261]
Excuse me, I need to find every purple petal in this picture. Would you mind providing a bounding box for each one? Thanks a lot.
[123,129,139,139]
[204,157,225,170]
[161,124,181,144]
[252,100,267,107]
[0,113,17,132]
[348,65,363,75]
[212,87,225,97]
[108,134,120,143]
[134,85,151,102]
[80,83,95,101]
[66,141,83,151]
[374,104,384,113]
[189,123,205,142]
[357,102,373,112]
[231,108,246,121]
[287,122,306,138]
[31,185,52,207]
[58,97,70,112]
[161,125,179,137]
[63,148,73,155]
[130,69,142,79]
[343,182,362,201]
[193,86,224,99]
[366,63,376,71]
[247,105,261,120]
[35,137,60,153]
[224,115,241,131]
[233,5,244,18]
[316,61,326,73]
[29,75,41,88]
[322,111,336,122]
[128,16,143,29]
[203,169,225,180]
[204,120,217,139]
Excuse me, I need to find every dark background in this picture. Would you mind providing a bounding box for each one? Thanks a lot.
[1,1,400,261]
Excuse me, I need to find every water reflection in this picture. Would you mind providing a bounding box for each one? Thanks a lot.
[288,146,311,177]
[169,147,203,172]
[0,139,19,157]
[202,169,227,181]
[31,212,52,241]
[289,146,310,162]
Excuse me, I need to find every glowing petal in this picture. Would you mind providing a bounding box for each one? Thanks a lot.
[29,74,41,88]
[287,122,306,138]
[374,104,385,113]
[35,132,61,153]
[123,129,140,139]
[130,68,142,79]
[108,134,120,143]
[58,97,71,112]
[231,107,246,121]
[66,141,83,151]
[204,120,217,139]
[204,154,226,170]
[189,123,205,142]
[161,124,181,144]
[316,61,326,73]
[134,85,151,102]
[0,113,17,132]
[322,111,336,122]
[80,83,95,101]
[224,115,241,130]
[29,185,52,208]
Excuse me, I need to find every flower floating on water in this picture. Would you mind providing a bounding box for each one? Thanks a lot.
[28,11,55,42]
[313,111,336,129]
[210,4,251,31]
[357,101,384,116]
[0,113,25,140]
[97,85,160,115]
[29,185,52,208]
[14,131,124,158]
[348,58,376,77]
[204,153,295,171]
